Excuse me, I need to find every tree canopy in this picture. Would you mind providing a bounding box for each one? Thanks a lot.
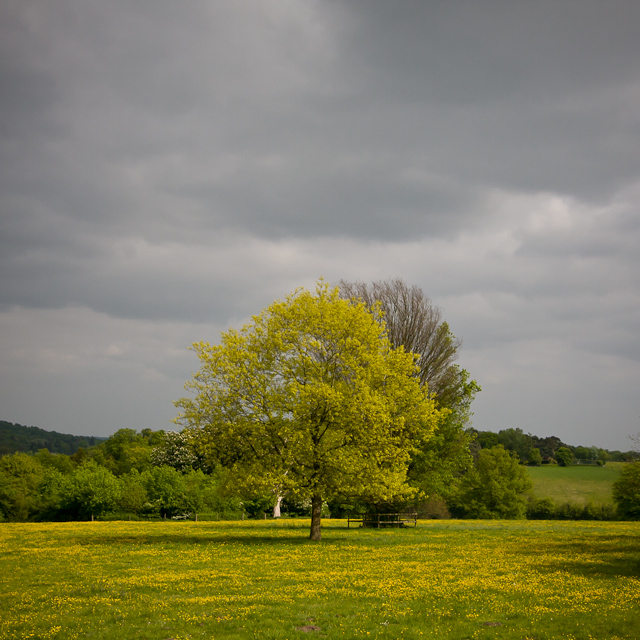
[555,447,574,467]
[448,445,533,519]
[339,278,479,505]
[612,462,640,519]
[175,281,444,540]
[338,278,461,402]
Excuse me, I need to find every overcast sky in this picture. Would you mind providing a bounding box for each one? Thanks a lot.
[1,1,639,451]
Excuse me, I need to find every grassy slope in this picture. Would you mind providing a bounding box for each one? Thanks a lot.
[526,461,625,505]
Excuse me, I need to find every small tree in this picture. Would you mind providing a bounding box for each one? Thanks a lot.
[119,470,149,515]
[555,447,574,467]
[497,428,533,463]
[0,452,46,521]
[475,430,501,450]
[37,467,70,520]
[612,462,640,519]
[527,448,543,467]
[176,281,443,540]
[140,466,188,518]
[62,463,121,520]
[574,446,593,461]
[449,445,533,519]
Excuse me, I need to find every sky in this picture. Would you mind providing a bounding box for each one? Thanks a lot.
[1,1,639,451]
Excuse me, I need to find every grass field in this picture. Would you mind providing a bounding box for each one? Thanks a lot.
[526,462,625,506]
[1,519,639,640]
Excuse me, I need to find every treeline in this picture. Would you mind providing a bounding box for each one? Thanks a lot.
[2,423,638,523]
[472,427,638,465]
[0,429,250,522]
[0,421,106,456]
[4,421,635,469]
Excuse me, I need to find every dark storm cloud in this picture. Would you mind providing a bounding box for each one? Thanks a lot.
[343,0,640,198]
[3,0,640,259]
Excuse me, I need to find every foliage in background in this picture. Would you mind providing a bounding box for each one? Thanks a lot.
[527,447,542,466]
[0,434,242,522]
[555,446,575,467]
[1,430,638,522]
[612,462,640,519]
[150,428,210,472]
[473,427,633,464]
[449,445,533,519]
[526,497,617,521]
[0,421,105,456]
[60,463,122,519]
[0,452,45,521]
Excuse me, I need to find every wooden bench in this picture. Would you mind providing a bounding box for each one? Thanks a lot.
[347,513,417,528]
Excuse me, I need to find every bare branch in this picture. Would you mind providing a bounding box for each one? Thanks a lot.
[339,277,461,401]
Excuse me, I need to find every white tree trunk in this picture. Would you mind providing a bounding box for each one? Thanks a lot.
[273,494,283,518]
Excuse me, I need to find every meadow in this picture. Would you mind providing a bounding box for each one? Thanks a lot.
[1,519,639,640]
[527,462,625,506]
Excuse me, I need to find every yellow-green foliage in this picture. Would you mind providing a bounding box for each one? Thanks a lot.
[1,519,639,639]
[176,281,444,533]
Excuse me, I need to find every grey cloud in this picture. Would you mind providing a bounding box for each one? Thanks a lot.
[346,1,640,102]
[4,0,640,258]
[1,1,639,448]
[339,1,640,199]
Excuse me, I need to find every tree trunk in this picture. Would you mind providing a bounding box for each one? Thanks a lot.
[309,494,322,541]
[273,495,283,518]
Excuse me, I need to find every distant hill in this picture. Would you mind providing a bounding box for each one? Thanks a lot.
[0,421,107,456]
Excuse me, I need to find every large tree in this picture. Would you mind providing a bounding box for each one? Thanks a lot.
[339,278,479,504]
[175,281,443,540]
[407,367,479,501]
[338,278,462,402]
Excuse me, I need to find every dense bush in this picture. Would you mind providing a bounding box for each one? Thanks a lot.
[0,424,634,523]
[0,452,244,522]
[448,446,532,519]
[555,447,574,467]
[612,462,640,519]
[526,497,556,519]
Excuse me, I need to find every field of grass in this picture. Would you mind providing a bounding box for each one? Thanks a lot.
[2,519,639,640]
[526,462,625,506]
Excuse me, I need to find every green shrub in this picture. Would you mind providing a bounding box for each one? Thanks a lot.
[527,497,556,519]
[612,462,640,519]
[555,447,574,467]
[449,446,532,519]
